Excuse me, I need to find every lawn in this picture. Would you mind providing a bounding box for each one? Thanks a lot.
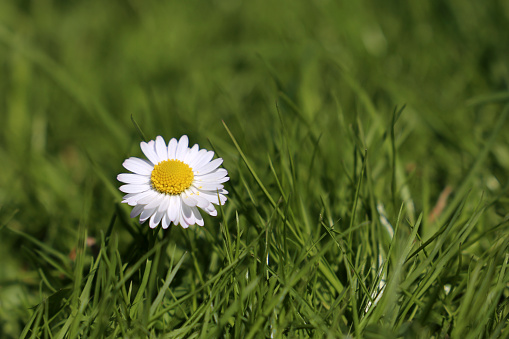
[0,0,508,338]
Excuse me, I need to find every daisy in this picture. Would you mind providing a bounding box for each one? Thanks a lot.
[118,135,229,229]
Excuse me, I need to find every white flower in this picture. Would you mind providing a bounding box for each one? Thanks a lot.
[118,135,229,229]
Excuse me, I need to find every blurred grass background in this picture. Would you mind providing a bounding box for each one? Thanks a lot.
[1,0,509,337]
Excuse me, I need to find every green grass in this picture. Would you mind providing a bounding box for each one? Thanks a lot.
[1,0,509,338]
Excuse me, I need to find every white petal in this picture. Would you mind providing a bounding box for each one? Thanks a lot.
[166,207,173,226]
[149,210,164,228]
[195,158,223,175]
[193,183,224,191]
[173,210,180,226]
[158,195,171,212]
[217,193,228,205]
[137,190,159,205]
[168,195,180,222]
[144,194,165,210]
[161,213,171,229]
[198,187,228,195]
[123,157,153,175]
[195,168,228,182]
[168,138,178,159]
[180,203,194,228]
[191,207,204,226]
[122,193,140,206]
[187,149,206,167]
[117,173,150,184]
[188,187,218,208]
[123,190,153,206]
[213,176,230,184]
[184,206,196,225]
[140,206,157,223]
[122,193,136,203]
[188,193,210,209]
[119,184,151,194]
[197,190,228,205]
[175,135,189,160]
[155,136,168,161]
[130,204,144,218]
[182,193,198,207]
[140,140,160,165]
[204,204,217,216]
[189,150,214,169]
[184,144,200,164]
[195,177,229,185]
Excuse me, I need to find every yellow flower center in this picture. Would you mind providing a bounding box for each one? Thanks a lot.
[151,160,194,195]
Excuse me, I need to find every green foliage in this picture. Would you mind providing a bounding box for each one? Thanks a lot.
[1,0,509,337]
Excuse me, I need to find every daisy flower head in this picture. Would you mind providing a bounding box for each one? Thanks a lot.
[118,135,229,229]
